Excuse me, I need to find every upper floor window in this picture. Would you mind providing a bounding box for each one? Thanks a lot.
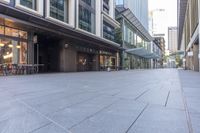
[103,0,109,14]
[103,21,115,41]
[79,0,95,33]
[50,0,68,22]
[82,0,91,6]
[20,0,37,10]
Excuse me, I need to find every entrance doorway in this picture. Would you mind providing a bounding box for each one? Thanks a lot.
[35,34,60,73]
[77,52,97,72]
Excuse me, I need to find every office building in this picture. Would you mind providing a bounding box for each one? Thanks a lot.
[116,7,159,69]
[116,0,149,30]
[168,27,178,53]
[0,0,121,73]
[178,0,199,71]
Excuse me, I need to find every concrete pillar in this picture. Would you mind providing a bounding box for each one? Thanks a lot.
[68,0,76,26]
[95,0,101,37]
[28,32,34,64]
[198,0,200,71]
[193,44,199,71]
[59,41,77,72]
[12,40,18,64]
[109,0,115,18]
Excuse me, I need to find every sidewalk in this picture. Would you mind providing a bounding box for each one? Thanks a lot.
[0,69,199,133]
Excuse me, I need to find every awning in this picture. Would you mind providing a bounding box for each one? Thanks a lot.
[126,48,160,59]
[116,8,153,42]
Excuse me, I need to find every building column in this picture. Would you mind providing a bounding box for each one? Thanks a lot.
[27,32,34,64]
[95,0,101,37]
[193,44,199,71]
[198,0,200,71]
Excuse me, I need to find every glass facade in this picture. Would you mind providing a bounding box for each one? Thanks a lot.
[116,0,124,5]
[103,21,115,41]
[20,0,37,10]
[0,25,28,65]
[124,22,135,46]
[79,0,95,33]
[50,0,68,22]
[123,22,149,49]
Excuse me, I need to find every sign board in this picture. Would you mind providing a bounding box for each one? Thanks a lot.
[33,35,38,44]
[188,52,193,57]
[65,44,69,48]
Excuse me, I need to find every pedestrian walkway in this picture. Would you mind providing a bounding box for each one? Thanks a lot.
[0,69,199,133]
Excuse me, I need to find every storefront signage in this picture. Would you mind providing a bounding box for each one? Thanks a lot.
[64,44,69,48]
[33,35,38,44]
[188,52,193,57]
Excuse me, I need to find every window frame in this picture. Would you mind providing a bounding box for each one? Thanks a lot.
[15,0,43,16]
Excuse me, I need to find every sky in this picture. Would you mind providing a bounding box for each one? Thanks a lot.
[149,0,177,49]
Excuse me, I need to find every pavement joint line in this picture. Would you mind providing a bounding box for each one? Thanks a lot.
[181,89,194,133]
[125,103,149,133]
[26,91,91,107]
[28,122,52,133]
[178,71,194,133]
[165,90,170,107]
[134,89,150,100]
[69,99,121,130]
[50,93,104,114]
[15,99,72,133]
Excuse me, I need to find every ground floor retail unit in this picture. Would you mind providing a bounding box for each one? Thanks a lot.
[186,43,199,72]
[185,27,200,72]
[0,14,121,74]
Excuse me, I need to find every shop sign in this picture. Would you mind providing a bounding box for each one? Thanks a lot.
[64,44,69,48]
[33,35,38,44]
[188,52,193,57]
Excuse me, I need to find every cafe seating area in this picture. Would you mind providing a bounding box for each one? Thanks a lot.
[0,64,44,76]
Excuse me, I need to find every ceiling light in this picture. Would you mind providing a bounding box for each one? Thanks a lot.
[8,44,13,48]
[0,43,4,47]
[16,45,21,49]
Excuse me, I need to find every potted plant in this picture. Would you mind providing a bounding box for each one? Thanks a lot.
[124,58,130,71]
[106,58,112,72]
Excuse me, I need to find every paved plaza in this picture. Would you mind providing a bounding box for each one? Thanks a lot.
[0,69,199,133]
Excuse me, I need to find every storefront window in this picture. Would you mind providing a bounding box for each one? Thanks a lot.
[19,30,28,39]
[0,39,27,64]
[19,42,27,64]
[50,0,68,22]
[0,26,28,65]
[0,18,3,25]
[5,27,19,37]
[20,0,37,10]
[0,26,4,34]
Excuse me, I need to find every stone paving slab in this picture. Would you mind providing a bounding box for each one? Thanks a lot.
[49,95,119,130]
[190,113,200,133]
[0,101,50,133]
[70,99,147,133]
[166,91,185,110]
[127,105,189,133]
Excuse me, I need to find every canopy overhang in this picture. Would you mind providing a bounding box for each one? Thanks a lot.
[126,48,160,59]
